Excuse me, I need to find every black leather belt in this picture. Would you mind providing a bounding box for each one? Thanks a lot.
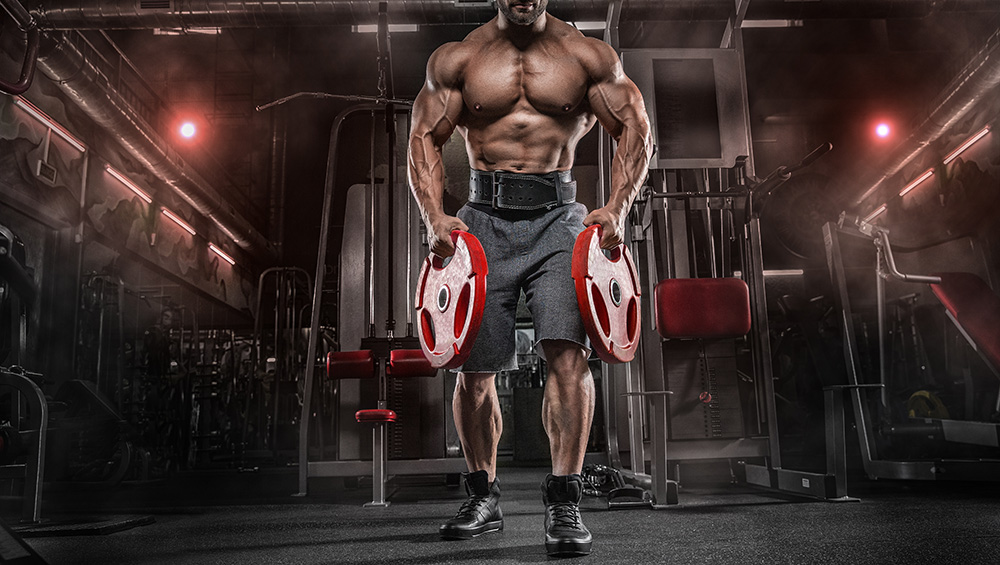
[469,170,577,211]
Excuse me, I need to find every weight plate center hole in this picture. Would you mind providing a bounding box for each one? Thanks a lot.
[437,286,451,312]
[609,278,622,307]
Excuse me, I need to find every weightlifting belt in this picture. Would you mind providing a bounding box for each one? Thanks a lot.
[469,170,577,211]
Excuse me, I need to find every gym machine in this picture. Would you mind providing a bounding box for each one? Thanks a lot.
[294,3,465,504]
[596,7,856,505]
[0,223,47,523]
[823,214,1000,482]
[243,267,313,460]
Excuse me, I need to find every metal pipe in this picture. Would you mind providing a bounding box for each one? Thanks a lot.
[31,0,997,29]
[368,111,377,336]
[0,25,38,95]
[875,230,942,285]
[34,31,275,259]
[1,0,33,27]
[876,248,888,408]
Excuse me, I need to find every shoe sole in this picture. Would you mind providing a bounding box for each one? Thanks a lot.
[439,520,503,540]
[545,538,592,556]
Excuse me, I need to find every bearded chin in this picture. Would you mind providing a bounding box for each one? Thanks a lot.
[499,4,542,26]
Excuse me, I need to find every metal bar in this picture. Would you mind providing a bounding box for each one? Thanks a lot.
[624,391,675,506]
[625,362,645,476]
[876,230,942,284]
[825,388,848,498]
[823,223,882,477]
[298,104,382,497]
[379,2,396,336]
[364,424,390,507]
[0,370,48,523]
[719,0,751,48]
[876,248,888,408]
[639,437,770,460]
[748,218,781,468]
[368,111,377,335]
[702,170,718,278]
[0,25,38,95]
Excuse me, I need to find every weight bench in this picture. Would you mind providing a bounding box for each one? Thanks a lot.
[929,272,1000,380]
[326,348,438,507]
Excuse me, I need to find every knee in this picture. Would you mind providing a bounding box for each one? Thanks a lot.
[541,341,591,381]
[456,373,497,398]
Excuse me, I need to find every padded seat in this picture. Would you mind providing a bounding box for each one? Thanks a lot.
[654,278,752,339]
[327,350,376,380]
[388,349,438,378]
[931,272,1000,371]
[356,409,398,423]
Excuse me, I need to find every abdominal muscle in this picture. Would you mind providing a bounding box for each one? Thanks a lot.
[459,105,596,174]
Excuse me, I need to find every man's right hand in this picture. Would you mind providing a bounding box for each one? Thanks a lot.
[428,215,470,257]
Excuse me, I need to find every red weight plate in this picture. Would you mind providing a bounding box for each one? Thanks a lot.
[571,224,642,363]
[414,230,489,369]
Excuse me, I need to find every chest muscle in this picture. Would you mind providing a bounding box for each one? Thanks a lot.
[462,44,589,117]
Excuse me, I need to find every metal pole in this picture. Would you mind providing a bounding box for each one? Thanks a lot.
[298,104,383,497]
[368,111,377,337]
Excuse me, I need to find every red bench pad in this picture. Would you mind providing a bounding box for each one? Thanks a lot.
[654,278,751,339]
[388,349,438,378]
[931,272,1000,371]
[326,350,376,380]
[356,409,397,423]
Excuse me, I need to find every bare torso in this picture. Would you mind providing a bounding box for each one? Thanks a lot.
[450,18,599,173]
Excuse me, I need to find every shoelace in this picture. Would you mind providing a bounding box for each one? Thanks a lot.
[549,502,581,528]
[455,495,490,519]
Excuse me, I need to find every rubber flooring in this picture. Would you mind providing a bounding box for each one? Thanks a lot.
[12,465,1000,565]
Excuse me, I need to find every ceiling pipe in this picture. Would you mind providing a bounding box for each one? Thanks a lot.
[34,31,276,260]
[28,0,998,30]
[0,0,39,95]
[851,27,1000,207]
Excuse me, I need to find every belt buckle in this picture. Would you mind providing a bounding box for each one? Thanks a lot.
[491,171,501,209]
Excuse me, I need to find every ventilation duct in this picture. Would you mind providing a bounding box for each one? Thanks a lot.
[30,0,998,30]
[35,31,275,259]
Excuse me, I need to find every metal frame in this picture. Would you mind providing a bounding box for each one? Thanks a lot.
[822,219,1000,481]
[597,5,853,503]
[0,367,47,523]
[296,103,467,500]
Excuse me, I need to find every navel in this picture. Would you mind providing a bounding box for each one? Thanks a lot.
[474,103,482,112]
[562,104,572,112]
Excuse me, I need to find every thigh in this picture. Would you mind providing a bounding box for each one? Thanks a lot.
[455,206,521,373]
[523,204,590,357]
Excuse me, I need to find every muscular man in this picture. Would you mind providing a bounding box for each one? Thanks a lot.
[408,0,652,556]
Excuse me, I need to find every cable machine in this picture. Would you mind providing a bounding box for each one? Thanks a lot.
[598,1,854,506]
[293,3,465,501]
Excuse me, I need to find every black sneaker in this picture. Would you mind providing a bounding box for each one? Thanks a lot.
[439,470,503,539]
[542,474,592,556]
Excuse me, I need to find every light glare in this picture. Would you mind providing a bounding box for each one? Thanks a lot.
[180,122,196,138]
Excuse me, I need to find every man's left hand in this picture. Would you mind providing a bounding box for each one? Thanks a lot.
[583,206,625,249]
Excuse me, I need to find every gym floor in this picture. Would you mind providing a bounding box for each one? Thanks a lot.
[8,464,1000,565]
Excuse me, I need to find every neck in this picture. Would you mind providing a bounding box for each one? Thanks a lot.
[496,11,547,42]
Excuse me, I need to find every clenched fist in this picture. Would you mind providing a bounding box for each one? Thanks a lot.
[583,206,625,249]
[427,214,470,257]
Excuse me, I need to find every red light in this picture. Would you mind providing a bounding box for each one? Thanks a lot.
[875,123,890,138]
[180,122,196,138]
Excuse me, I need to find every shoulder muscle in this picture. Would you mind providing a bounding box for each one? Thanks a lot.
[577,37,624,84]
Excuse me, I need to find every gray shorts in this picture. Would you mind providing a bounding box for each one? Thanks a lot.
[455,202,591,373]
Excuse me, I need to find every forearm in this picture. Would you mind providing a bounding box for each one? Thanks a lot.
[605,123,653,217]
[408,133,448,227]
